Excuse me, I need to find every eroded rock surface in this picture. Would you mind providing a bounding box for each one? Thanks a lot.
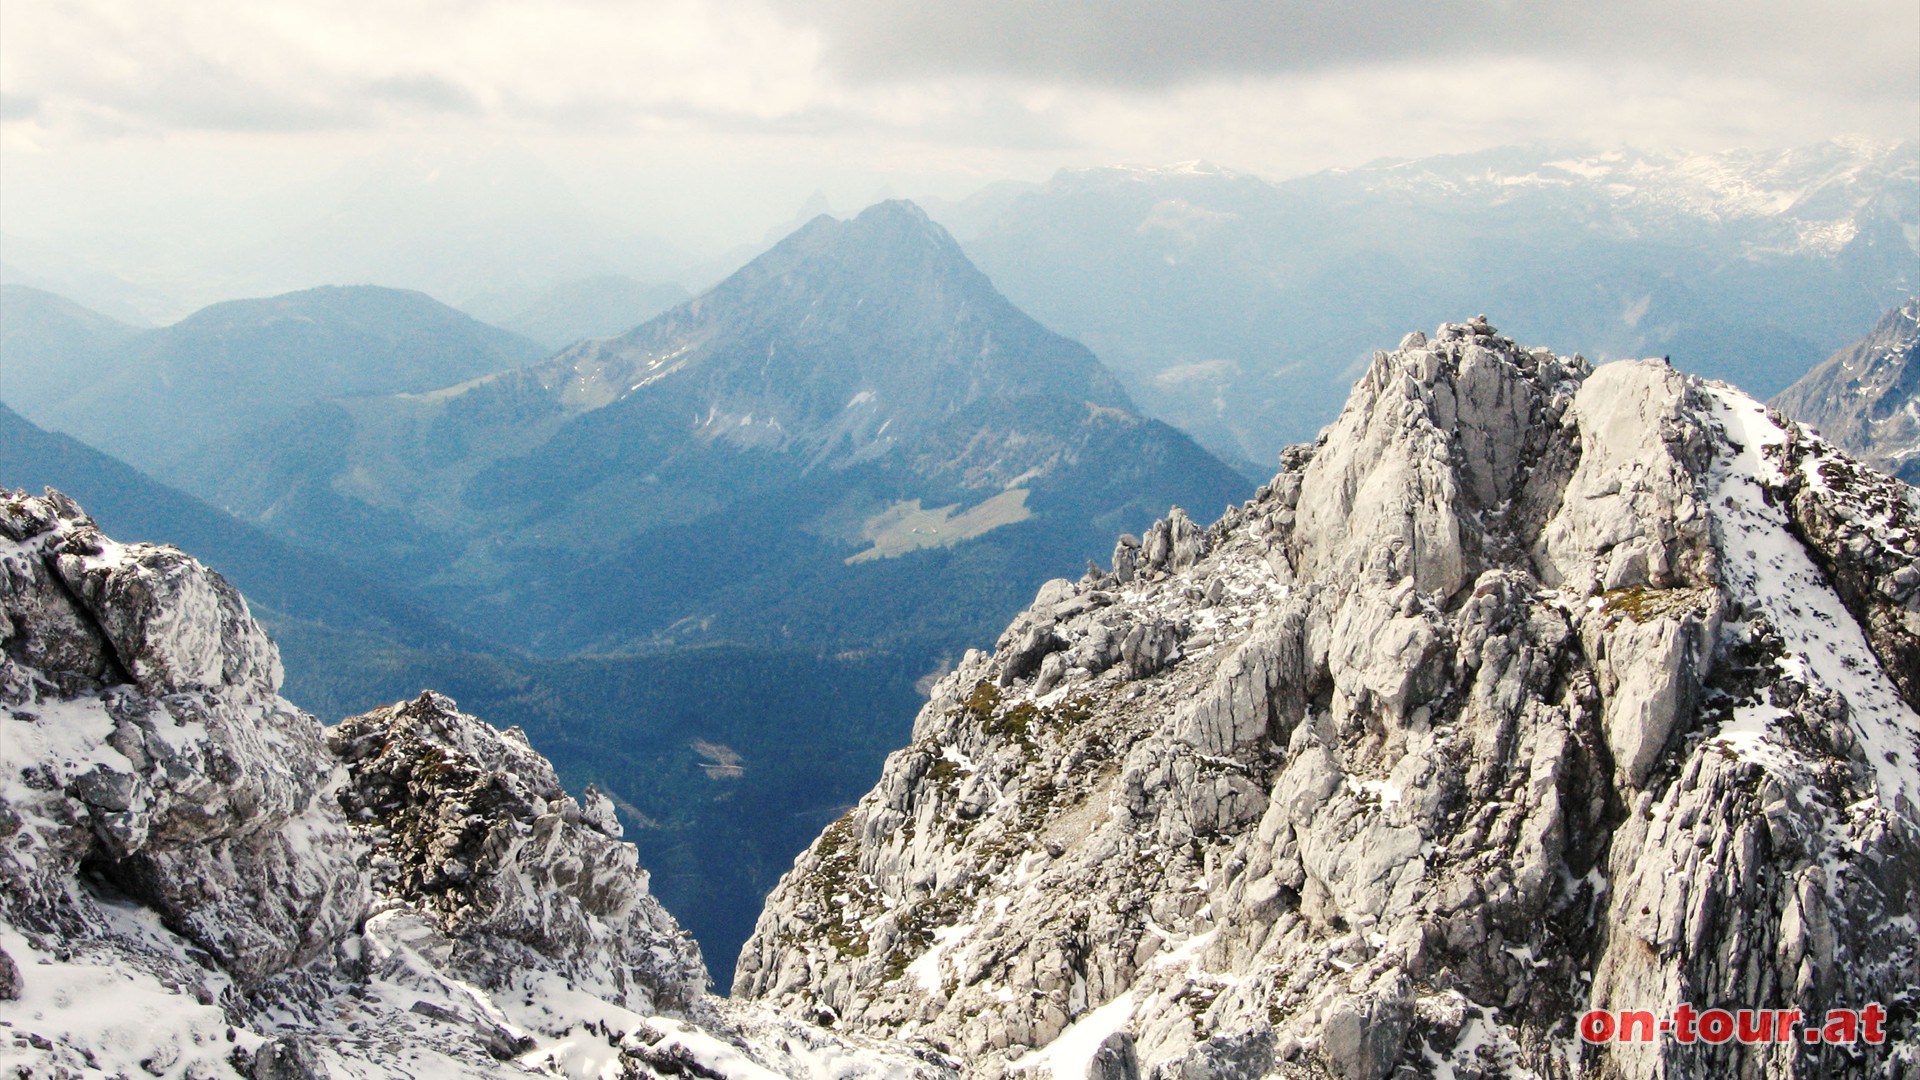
[0,491,943,1079]
[331,690,708,1014]
[738,320,1920,1079]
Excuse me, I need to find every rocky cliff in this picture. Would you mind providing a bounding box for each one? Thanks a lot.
[1773,298,1920,485]
[0,490,942,1078]
[737,318,1920,1079]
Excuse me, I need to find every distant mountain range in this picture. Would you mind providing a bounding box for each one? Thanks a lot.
[6,201,1250,980]
[173,201,1251,659]
[1773,298,1920,483]
[2,283,547,466]
[939,139,1919,468]
[460,273,693,350]
[0,401,465,654]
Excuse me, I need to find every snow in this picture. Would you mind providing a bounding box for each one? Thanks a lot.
[905,922,973,995]
[1704,386,1920,821]
[0,695,126,809]
[0,926,255,1080]
[1350,776,1404,809]
[1007,991,1136,1079]
[1416,996,1549,1080]
[1148,928,1217,971]
[633,1018,790,1080]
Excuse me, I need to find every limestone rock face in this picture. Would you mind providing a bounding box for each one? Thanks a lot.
[737,320,1920,1080]
[330,691,709,1014]
[0,490,941,1079]
[0,490,362,989]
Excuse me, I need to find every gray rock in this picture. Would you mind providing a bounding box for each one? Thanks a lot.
[247,1035,327,1080]
[1089,1031,1141,1080]
[1318,969,1412,1080]
[329,690,710,1012]
[737,321,1920,1080]
[1,490,944,1080]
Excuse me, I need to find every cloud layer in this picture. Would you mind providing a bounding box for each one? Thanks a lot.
[4,0,1912,149]
[1,0,1912,257]
[787,0,1917,96]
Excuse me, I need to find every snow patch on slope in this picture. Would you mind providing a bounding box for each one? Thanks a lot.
[1007,991,1135,1079]
[1704,384,1920,820]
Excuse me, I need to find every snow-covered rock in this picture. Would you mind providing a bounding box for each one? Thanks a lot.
[736,320,1920,1079]
[330,691,709,1015]
[0,490,946,1079]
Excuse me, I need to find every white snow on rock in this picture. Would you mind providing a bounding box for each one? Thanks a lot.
[739,322,1920,1080]
[0,490,949,1079]
[1006,991,1134,1079]
[1704,384,1920,820]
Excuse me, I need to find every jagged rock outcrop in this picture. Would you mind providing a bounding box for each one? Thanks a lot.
[0,490,364,991]
[1773,299,1920,485]
[0,490,945,1079]
[330,690,708,1014]
[737,319,1920,1079]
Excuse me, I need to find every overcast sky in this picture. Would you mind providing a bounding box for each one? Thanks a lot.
[3,0,1915,260]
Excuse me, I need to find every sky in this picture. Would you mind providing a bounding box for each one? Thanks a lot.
[1,0,1915,312]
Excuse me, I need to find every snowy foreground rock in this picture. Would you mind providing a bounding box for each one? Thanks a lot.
[5,316,1917,1080]
[0,491,945,1078]
[738,319,1920,1079]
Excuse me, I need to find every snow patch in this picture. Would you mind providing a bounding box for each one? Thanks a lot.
[1008,991,1136,1079]
[1704,386,1920,821]
[905,923,973,995]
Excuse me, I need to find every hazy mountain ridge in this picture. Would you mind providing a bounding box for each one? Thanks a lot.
[1773,297,1920,483]
[174,200,1249,658]
[0,402,471,657]
[467,273,694,350]
[0,284,144,404]
[944,139,1920,467]
[1,283,548,466]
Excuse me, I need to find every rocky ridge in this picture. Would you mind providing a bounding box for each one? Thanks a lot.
[1773,298,1920,485]
[0,491,944,1078]
[737,319,1920,1078]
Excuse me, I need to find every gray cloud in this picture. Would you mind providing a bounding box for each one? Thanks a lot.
[0,94,40,121]
[778,0,1917,98]
[364,74,483,115]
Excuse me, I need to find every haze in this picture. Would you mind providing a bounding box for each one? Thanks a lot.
[3,0,1915,322]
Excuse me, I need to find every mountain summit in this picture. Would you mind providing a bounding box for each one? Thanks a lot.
[740,318,1920,1078]
[180,200,1248,658]
[165,201,1249,972]
[528,199,1133,483]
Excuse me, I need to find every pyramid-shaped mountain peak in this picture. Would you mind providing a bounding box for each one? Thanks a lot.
[544,198,1137,455]
[169,197,1250,667]
[735,197,982,302]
